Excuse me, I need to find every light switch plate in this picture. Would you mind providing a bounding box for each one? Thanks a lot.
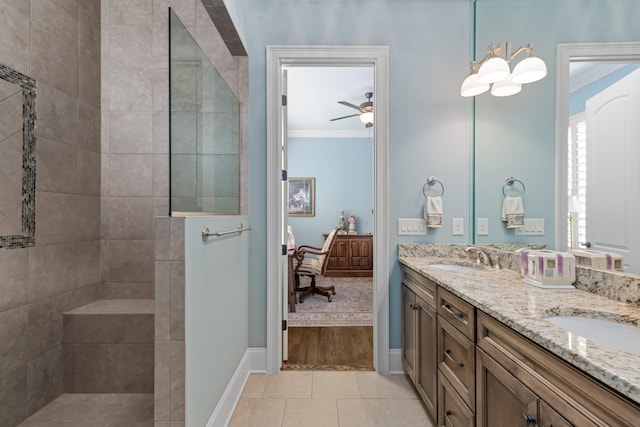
[515,218,545,235]
[477,218,489,235]
[398,218,427,235]
[452,218,464,235]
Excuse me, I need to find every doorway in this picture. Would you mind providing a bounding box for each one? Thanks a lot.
[265,46,390,373]
[284,65,375,370]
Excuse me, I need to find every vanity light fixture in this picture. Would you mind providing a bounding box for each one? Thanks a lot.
[461,41,547,97]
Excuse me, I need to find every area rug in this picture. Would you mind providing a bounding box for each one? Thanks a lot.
[288,277,373,327]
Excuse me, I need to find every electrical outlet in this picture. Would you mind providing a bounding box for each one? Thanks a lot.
[515,218,545,235]
[452,218,464,235]
[477,218,489,236]
[398,218,427,235]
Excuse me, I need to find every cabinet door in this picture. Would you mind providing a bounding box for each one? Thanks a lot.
[539,401,574,427]
[439,371,474,427]
[476,348,538,427]
[329,239,350,269]
[416,296,437,420]
[401,285,417,381]
[349,237,373,270]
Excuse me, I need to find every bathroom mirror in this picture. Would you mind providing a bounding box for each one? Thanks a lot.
[556,42,640,275]
[0,63,36,249]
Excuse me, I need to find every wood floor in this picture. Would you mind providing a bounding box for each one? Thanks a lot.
[282,326,374,371]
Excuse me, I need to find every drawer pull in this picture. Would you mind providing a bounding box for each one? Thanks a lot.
[444,410,454,425]
[408,303,419,310]
[522,413,537,425]
[444,349,464,367]
[441,303,465,323]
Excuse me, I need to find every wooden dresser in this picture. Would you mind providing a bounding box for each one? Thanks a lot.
[323,233,373,277]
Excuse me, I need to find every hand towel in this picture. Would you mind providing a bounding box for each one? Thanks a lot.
[501,196,524,228]
[424,196,443,228]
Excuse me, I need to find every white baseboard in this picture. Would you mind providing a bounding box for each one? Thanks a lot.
[205,350,251,427]
[388,349,405,374]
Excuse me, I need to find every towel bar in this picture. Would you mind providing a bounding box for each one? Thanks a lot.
[503,176,526,197]
[423,176,445,198]
[202,224,251,241]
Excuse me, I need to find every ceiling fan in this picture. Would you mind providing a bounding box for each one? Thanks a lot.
[330,92,374,128]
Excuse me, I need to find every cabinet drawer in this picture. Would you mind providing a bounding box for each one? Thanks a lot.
[438,315,475,412]
[402,267,437,309]
[438,288,475,340]
[438,370,474,427]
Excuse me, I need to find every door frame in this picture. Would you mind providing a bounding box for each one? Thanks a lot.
[265,45,390,373]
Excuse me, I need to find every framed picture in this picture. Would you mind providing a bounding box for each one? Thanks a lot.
[288,178,315,217]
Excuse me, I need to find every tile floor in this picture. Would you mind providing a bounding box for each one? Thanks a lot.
[17,393,153,427]
[228,371,434,427]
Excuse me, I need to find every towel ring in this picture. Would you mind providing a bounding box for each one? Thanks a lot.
[423,176,445,198]
[502,176,526,197]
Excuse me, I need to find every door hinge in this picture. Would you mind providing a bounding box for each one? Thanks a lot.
[282,320,287,331]
[281,244,287,255]
[281,169,287,181]
[281,94,287,106]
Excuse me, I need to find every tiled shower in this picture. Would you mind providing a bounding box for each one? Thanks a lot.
[0,1,247,426]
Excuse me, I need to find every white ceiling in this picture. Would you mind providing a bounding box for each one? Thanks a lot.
[285,66,374,137]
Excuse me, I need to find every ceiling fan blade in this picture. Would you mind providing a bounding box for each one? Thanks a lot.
[337,101,361,110]
[329,113,360,121]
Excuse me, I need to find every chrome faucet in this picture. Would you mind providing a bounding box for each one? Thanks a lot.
[464,246,492,267]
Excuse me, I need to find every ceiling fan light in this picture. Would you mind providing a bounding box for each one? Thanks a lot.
[477,57,510,84]
[511,56,547,84]
[461,73,490,97]
[491,74,522,97]
[359,111,374,126]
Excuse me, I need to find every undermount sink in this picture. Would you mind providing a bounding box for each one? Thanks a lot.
[428,263,480,273]
[545,315,640,356]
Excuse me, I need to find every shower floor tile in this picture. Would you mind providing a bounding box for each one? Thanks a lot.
[18,393,153,427]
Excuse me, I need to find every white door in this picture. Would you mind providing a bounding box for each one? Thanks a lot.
[585,68,640,272]
[281,68,289,361]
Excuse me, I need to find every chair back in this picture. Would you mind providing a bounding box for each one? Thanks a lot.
[318,228,339,274]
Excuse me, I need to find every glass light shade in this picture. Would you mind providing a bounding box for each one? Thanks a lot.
[460,73,490,97]
[477,57,510,84]
[359,111,373,125]
[512,56,547,84]
[491,74,522,97]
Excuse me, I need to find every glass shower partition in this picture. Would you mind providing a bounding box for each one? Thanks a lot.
[169,9,241,216]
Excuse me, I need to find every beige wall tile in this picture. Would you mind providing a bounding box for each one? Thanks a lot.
[72,343,123,392]
[104,197,155,240]
[0,248,28,312]
[36,138,78,194]
[30,0,78,46]
[26,346,64,415]
[155,340,171,420]
[36,84,79,146]
[101,282,154,299]
[107,240,155,282]
[26,299,62,361]
[152,111,170,154]
[0,365,27,426]
[110,111,153,153]
[169,261,184,340]
[110,67,153,111]
[124,313,155,343]
[0,306,28,375]
[169,218,184,260]
[78,103,102,153]
[78,0,101,108]
[153,154,169,197]
[155,261,170,340]
[151,67,169,111]
[155,218,171,261]
[110,24,155,69]
[76,241,101,287]
[3,0,28,16]
[28,244,77,303]
[30,23,78,98]
[77,195,101,241]
[109,154,153,196]
[170,340,185,420]
[77,148,101,196]
[110,0,153,25]
[122,343,154,392]
[0,3,30,75]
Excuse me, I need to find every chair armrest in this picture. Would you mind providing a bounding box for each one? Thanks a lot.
[297,244,323,251]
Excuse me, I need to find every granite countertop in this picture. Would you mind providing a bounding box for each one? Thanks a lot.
[398,255,640,406]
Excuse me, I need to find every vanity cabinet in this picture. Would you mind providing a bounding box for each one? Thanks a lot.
[477,311,639,427]
[399,263,640,427]
[324,234,373,277]
[401,267,437,420]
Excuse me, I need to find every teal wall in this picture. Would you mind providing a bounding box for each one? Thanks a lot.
[288,137,374,248]
[233,0,640,350]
